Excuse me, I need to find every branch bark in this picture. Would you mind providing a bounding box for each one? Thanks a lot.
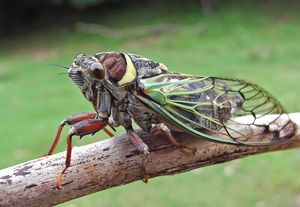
[1,113,300,207]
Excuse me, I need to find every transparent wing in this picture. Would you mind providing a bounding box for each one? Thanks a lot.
[139,73,295,145]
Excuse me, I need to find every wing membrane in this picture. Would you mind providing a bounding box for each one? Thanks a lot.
[138,73,295,145]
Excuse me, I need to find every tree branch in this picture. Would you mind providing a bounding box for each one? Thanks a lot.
[0,113,299,207]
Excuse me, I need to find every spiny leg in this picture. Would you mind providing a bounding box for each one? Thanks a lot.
[141,154,149,183]
[116,104,150,182]
[55,131,73,189]
[55,119,107,189]
[150,123,197,154]
[126,128,149,155]
[42,112,113,157]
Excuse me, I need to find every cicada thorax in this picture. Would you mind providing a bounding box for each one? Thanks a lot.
[94,52,168,88]
[98,53,127,83]
[128,54,168,78]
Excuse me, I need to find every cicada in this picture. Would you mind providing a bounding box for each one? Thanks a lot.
[44,52,295,188]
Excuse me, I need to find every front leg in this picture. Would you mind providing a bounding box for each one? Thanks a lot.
[54,84,114,188]
[126,127,150,183]
[113,106,149,155]
[117,108,150,182]
[55,119,107,189]
[42,112,113,157]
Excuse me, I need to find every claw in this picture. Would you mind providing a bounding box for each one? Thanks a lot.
[55,173,63,190]
[141,155,149,183]
[141,143,150,155]
[142,174,149,183]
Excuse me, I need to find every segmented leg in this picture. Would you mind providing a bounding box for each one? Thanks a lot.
[42,112,113,156]
[126,128,149,155]
[141,155,149,183]
[126,128,150,183]
[55,119,107,189]
[55,132,72,189]
[150,123,197,154]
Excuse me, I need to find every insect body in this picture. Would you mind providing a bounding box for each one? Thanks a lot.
[45,52,295,189]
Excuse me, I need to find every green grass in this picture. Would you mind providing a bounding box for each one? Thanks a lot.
[1,1,300,206]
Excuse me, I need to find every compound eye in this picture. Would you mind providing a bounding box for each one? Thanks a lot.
[91,62,102,70]
[90,62,104,80]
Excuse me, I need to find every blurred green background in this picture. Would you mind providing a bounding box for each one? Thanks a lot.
[1,0,300,206]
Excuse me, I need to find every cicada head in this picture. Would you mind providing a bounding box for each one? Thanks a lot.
[68,53,105,102]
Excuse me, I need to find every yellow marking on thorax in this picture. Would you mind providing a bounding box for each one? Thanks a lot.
[118,54,137,86]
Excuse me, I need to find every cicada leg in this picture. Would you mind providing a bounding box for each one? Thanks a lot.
[55,119,108,189]
[126,128,150,183]
[126,128,149,155]
[42,112,113,157]
[150,123,197,154]
[141,154,149,183]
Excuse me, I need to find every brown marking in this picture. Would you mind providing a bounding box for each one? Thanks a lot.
[101,53,126,81]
